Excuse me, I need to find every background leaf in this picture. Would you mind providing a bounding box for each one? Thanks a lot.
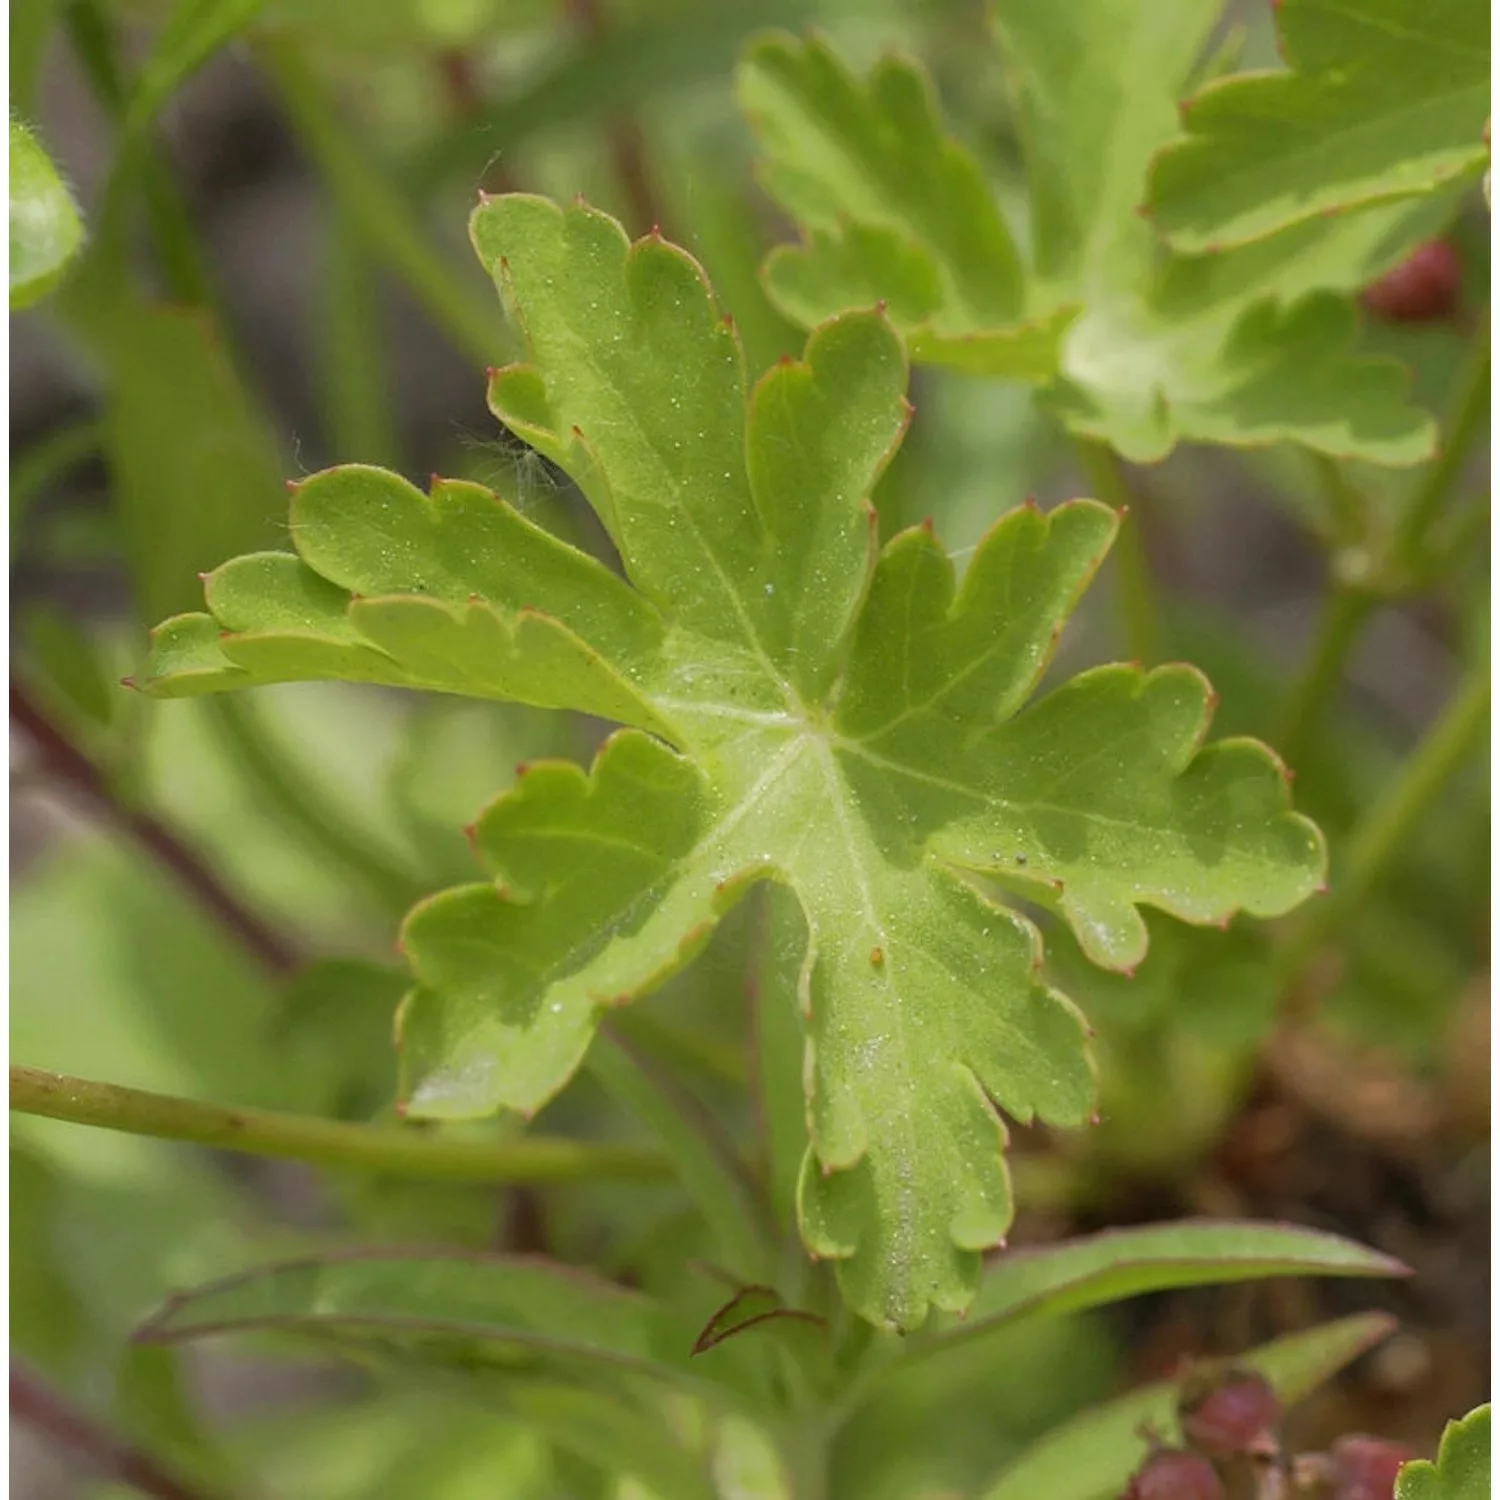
[10,117,84,308]
[740,18,1442,464]
[1145,0,1490,251]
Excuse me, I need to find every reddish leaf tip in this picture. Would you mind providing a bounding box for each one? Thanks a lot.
[874,298,888,313]
[778,353,794,366]
[284,478,301,491]
[514,762,529,777]
[485,365,500,379]
[196,571,211,582]
[648,223,662,238]
[921,516,934,533]
[461,821,477,845]
[1089,1111,1102,1126]
[869,946,885,967]
[119,675,139,691]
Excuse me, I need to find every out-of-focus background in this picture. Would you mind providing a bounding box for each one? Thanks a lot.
[11,1,1489,1496]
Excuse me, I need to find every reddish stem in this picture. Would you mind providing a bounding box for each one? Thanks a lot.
[10,680,301,977]
[567,0,666,236]
[10,1361,220,1500]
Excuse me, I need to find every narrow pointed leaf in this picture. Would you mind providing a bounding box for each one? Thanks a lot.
[134,1250,691,1388]
[1146,0,1490,252]
[913,1220,1406,1363]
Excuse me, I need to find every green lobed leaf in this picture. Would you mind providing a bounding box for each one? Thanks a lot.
[1145,0,1490,252]
[738,20,1440,464]
[1396,1405,1492,1500]
[738,33,1073,379]
[140,196,1326,1329]
[9,118,84,309]
[980,1312,1399,1500]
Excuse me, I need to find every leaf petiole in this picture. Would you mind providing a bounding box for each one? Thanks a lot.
[11,1066,671,1186]
[1073,439,1160,664]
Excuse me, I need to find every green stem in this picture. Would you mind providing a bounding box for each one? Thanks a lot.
[1309,452,1366,547]
[1278,321,1489,769]
[1276,585,1375,773]
[258,36,508,371]
[1280,663,1490,976]
[588,1029,776,1282]
[10,420,104,548]
[317,208,400,468]
[203,695,425,917]
[609,1007,747,1090]
[12,1066,670,1185]
[1074,439,1159,663]
[63,0,213,306]
[1419,491,1490,582]
[1392,317,1491,566]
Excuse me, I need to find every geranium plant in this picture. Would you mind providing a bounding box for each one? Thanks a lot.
[10,1,1489,1497]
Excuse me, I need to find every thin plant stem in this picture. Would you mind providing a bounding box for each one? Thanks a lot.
[1392,316,1491,566]
[1277,320,1490,768]
[63,0,213,306]
[258,36,508,371]
[610,1006,747,1090]
[1308,451,1365,546]
[10,1359,220,1500]
[10,420,105,546]
[1074,439,1160,664]
[11,681,302,977]
[568,0,666,236]
[317,208,400,468]
[202,695,425,918]
[1280,662,1490,978]
[12,1066,671,1185]
[1276,585,1375,773]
